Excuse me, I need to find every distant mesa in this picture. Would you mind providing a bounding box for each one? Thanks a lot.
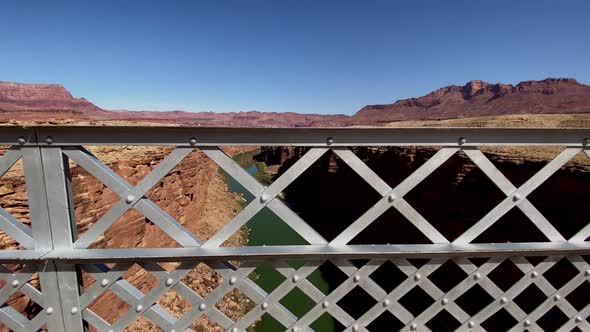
[0,81,105,115]
[1,78,589,126]
[351,78,590,125]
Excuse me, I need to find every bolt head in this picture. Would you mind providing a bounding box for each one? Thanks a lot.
[531,271,539,278]
[189,137,197,145]
[352,324,360,332]
[326,137,334,145]
[291,327,299,332]
[383,299,390,307]
[165,278,174,286]
[46,307,54,315]
[46,136,54,144]
[322,301,329,309]
[441,298,449,305]
[575,316,583,323]
[260,194,268,203]
[261,302,269,310]
[125,194,135,204]
[17,137,26,145]
[292,275,299,283]
[410,323,417,330]
[468,321,475,328]
[458,137,467,145]
[524,319,531,327]
[199,303,207,311]
[353,275,360,283]
[71,307,78,315]
[231,328,239,332]
[11,280,19,288]
[513,193,521,202]
[414,273,421,281]
[554,294,561,301]
[585,269,590,277]
[100,278,109,287]
[388,194,396,203]
[135,304,143,312]
[474,272,482,280]
[229,276,238,285]
[500,297,508,304]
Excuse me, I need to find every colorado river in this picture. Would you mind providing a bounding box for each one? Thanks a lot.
[222,149,336,331]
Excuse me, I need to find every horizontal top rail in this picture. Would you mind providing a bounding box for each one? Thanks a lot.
[44,242,590,263]
[1,125,590,146]
[1,242,589,263]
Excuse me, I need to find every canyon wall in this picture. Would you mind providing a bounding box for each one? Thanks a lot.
[352,78,590,125]
[0,82,106,119]
[2,78,590,126]
[256,146,590,329]
[0,146,246,331]
[257,145,590,244]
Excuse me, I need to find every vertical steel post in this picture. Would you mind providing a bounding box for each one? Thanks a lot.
[21,146,67,331]
[38,145,85,331]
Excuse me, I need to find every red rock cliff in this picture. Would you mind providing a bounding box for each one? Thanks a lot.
[351,78,590,124]
[0,81,105,117]
[0,146,247,330]
[2,78,589,126]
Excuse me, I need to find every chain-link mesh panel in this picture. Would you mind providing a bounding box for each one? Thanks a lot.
[68,256,590,331]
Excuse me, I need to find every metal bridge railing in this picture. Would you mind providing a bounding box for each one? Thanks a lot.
[0,126,589,331]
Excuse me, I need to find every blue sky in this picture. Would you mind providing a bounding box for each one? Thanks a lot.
[1,1,589,115]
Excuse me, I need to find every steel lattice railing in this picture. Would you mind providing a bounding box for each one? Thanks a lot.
[0,126,589,331]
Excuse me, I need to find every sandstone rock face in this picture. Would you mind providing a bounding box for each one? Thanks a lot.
[351,78,590,124]
[255,145,590,329]
[257,145,590,244]
[0,81,105,117]
[1,78,589,126]
[106,110,349,127]
[0,146,247,331]
[0,80,348,126]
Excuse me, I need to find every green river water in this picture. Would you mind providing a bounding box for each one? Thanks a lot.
[222,150,335,332]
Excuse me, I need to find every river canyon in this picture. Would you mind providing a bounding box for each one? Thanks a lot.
[1,77,589,330]
[251,145,590,331]
[0,145,250,331]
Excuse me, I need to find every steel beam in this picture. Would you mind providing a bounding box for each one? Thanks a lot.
[44,242,590,263]
[27,126,590,146]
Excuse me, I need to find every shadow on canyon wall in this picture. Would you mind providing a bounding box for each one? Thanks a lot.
[256,146,590,331]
